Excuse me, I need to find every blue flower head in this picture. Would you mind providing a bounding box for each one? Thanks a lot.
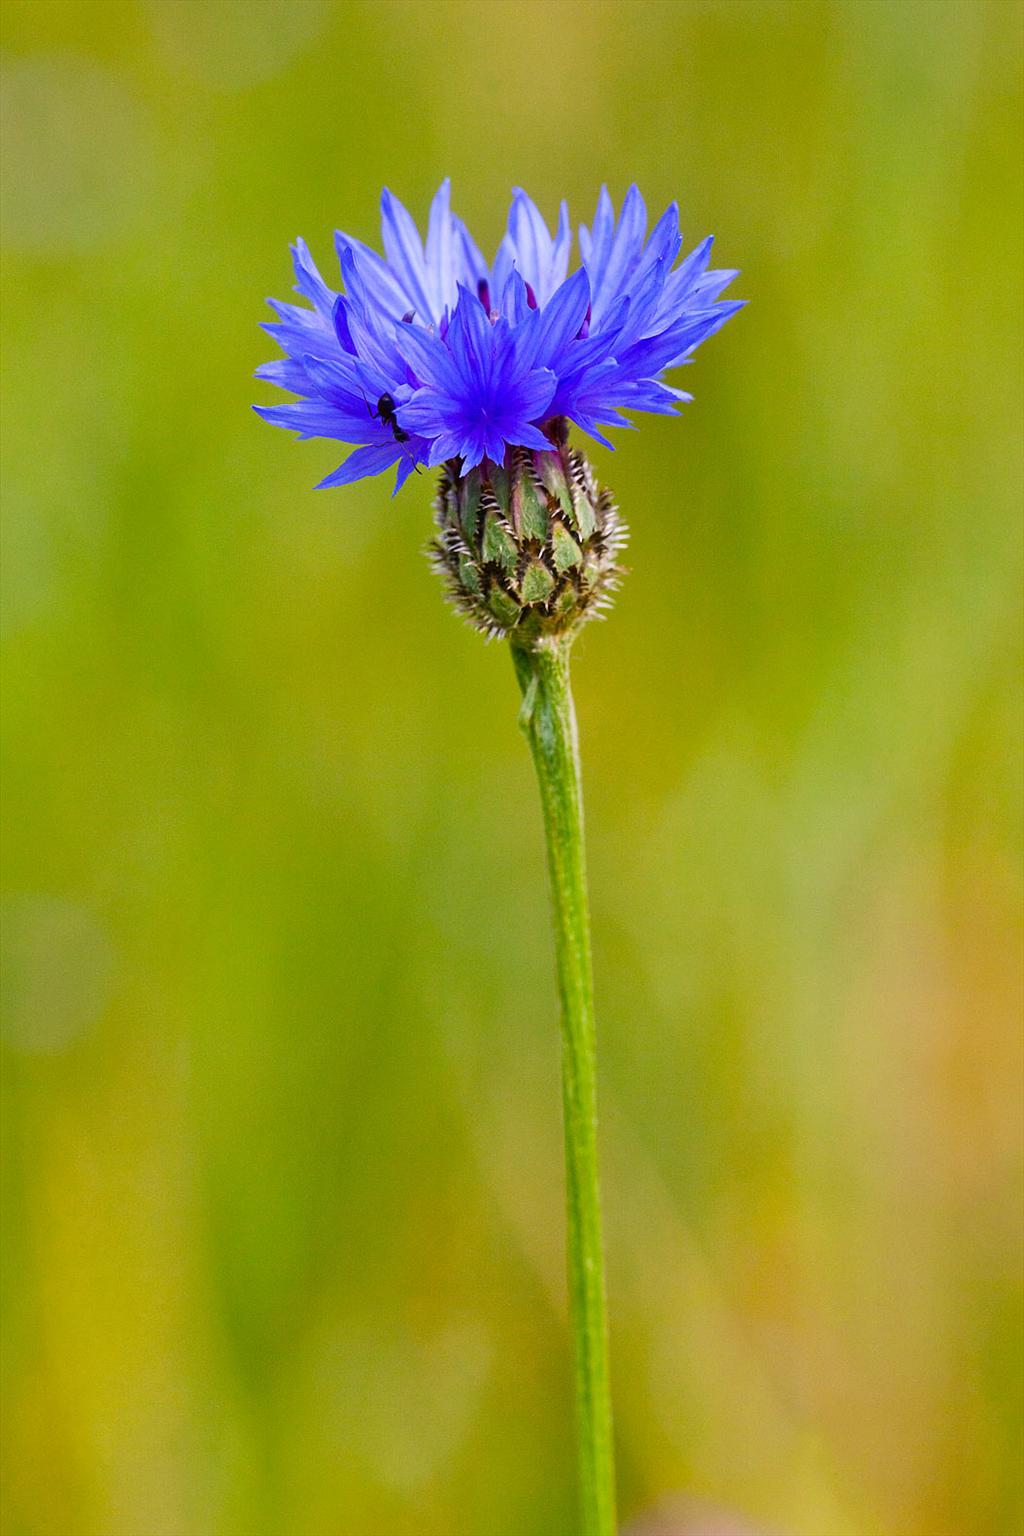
[255,181,743,495]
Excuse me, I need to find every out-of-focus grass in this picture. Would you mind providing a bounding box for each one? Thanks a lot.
[1,2,1021,1534]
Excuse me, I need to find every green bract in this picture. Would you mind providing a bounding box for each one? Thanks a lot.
[430,424,627,644]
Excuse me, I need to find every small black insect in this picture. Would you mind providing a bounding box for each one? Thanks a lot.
[372,392,409,443]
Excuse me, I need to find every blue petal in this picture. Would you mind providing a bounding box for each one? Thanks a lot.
[393,455,419,494]
[537,267,591,356]
[396,389,447,435]
[507,188,557,299]
[333,229,410,317]
[317,441,401,488]
[448,285,491,382]
[551,201,572,295]
[265,296,327,333]
[634,202,682,283]
[254,401,356,440]
[594,183,647,311]
[255,358,314,392]
[426,431,467,467]
[512,423,556,451]
[302,353,367,410]
[510,366,557,423]
[500,267,532,326]
[654,236,715,325]
[291,238,336,321]
[380,187,436,324]
[392,321,464,394]
[606,258,667,351]
[489,233,515,312]
[584,186,615,286]
[484,425,507,463]
[332,296,357,355]
[458,434,486,472]
[572,414,617,450]
[622,299,746,372]
[452,215,489,289]
[424,177,454,319]
[689,268,739,304]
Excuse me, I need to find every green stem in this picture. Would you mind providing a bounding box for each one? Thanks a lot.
[512,637,617,1536]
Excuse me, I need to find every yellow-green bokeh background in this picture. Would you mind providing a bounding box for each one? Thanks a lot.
[2,2,1021,1533]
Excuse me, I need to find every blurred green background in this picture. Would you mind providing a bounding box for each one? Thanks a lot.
[2,2,1021,1533]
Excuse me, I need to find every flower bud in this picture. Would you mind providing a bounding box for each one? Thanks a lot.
[430,423,627,643]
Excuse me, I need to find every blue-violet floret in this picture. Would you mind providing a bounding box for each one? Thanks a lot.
[255,180,743,493]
